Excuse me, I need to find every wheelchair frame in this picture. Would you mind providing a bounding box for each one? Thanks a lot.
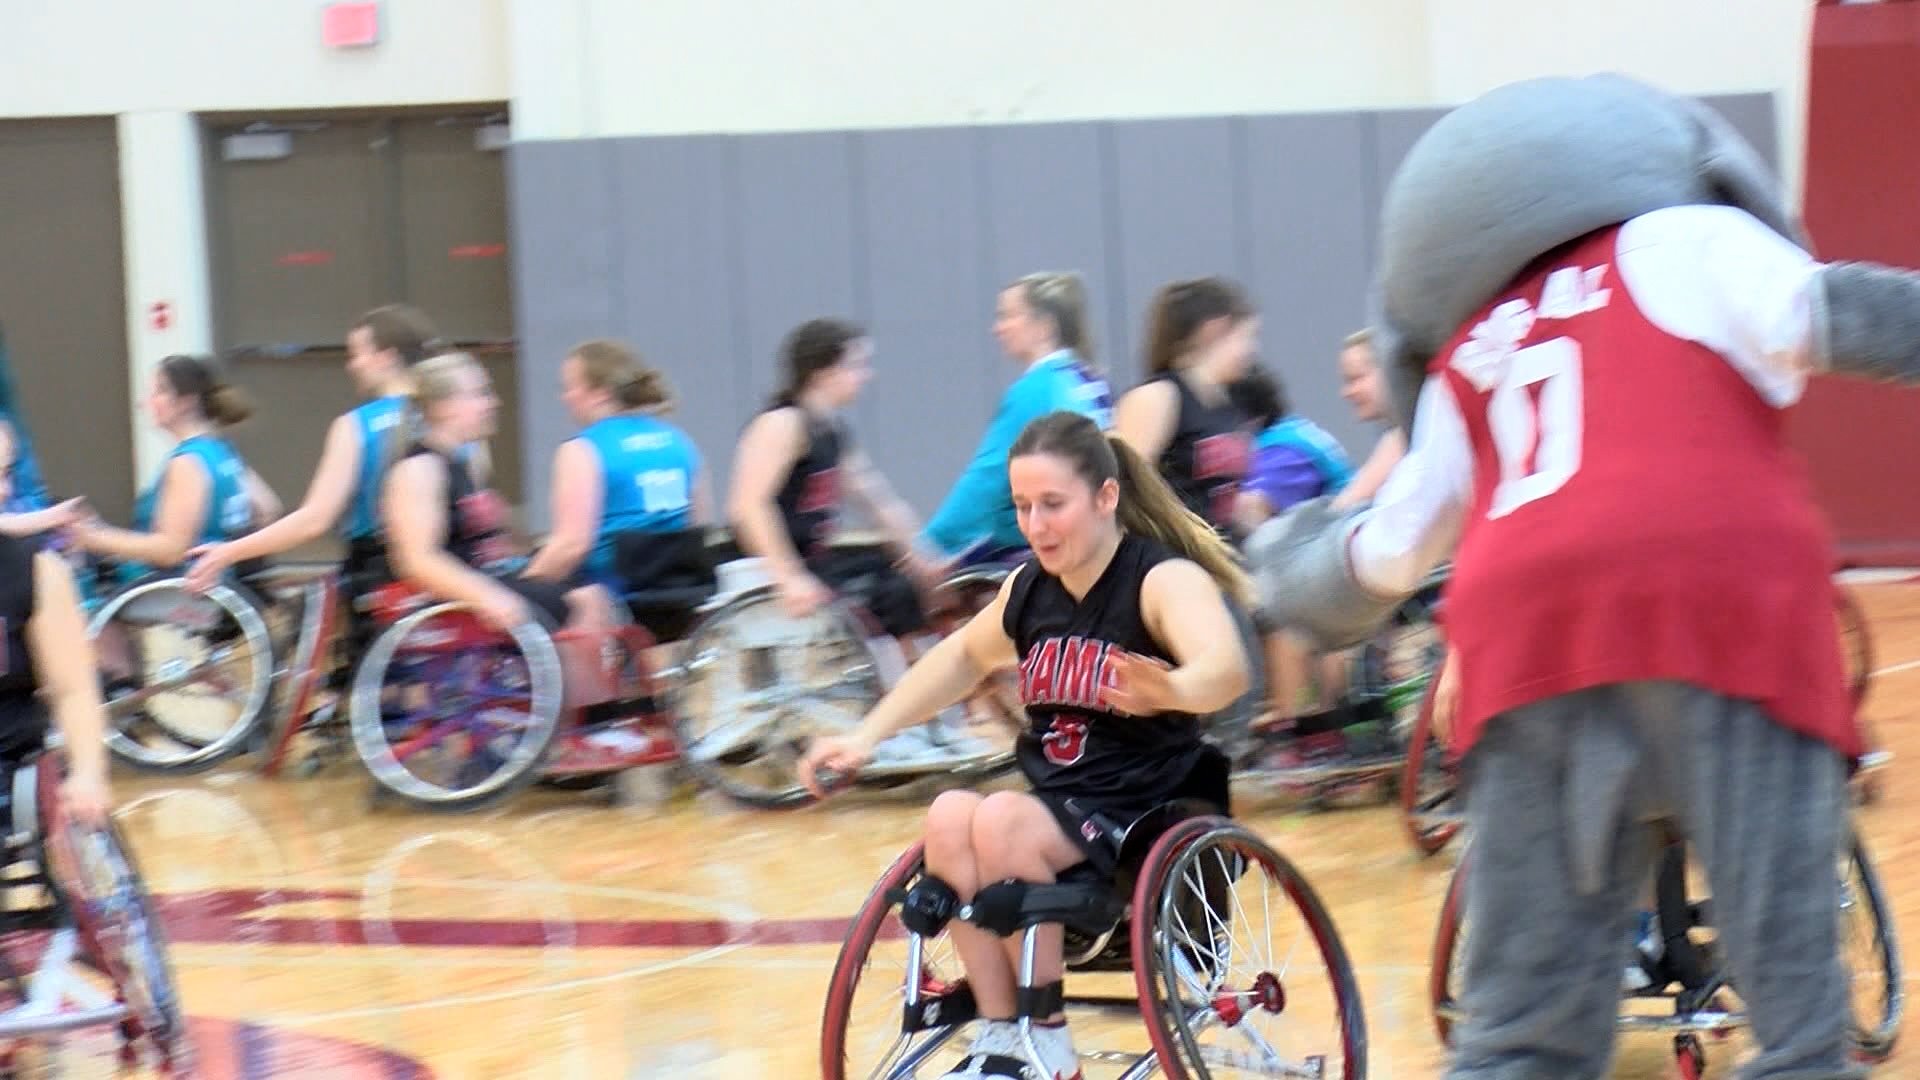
[0,750,187,1072]
[821,806,1368,1079]
[1428,827,1902,1077]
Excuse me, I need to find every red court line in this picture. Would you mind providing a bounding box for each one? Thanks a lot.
[151,890,898,949]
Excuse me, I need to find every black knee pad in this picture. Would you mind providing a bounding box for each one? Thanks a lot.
[889,873,961,938]
[961,878,1030,937]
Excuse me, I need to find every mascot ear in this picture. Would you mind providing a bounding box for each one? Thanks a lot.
[1650,81,1807,249]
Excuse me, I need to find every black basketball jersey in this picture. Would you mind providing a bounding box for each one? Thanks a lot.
[0,536,48,758]
[404,444,516,572]
[1001,533,1206,808]
[771,408,845,559]
[1153,372,1252,531]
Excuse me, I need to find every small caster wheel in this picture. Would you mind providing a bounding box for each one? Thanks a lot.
[1673,1033,1705,1080]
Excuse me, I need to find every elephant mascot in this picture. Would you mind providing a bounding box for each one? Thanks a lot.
[1247,73,1918,1078]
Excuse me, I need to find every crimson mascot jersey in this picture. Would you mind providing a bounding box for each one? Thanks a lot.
[1432,219,1857,761]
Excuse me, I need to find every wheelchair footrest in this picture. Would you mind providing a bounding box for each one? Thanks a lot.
[903,981,977,1034]
[962,879,1126,939]
[541,723,678,776]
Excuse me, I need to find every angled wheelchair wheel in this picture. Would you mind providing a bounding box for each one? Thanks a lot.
[349,602,564,812]
[1843,833,1902,1061]
[88,576,275,774]
[671,586,883,809]
[34,757,192,1073]
[1428,851,1469,1046]
[820,842,985,1079]
[1133,817,1367,1079]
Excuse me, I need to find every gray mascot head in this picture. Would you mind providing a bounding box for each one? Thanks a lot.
[1370,73,1803,432]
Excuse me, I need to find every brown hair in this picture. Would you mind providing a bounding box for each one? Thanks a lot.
[353,304,443,366]
[1013,271,1095,365]
[571,339,673,412]
[159,354,253,427]
[1009,411,1251,605]
[773,317,865,407]
[1143,276,1255,377]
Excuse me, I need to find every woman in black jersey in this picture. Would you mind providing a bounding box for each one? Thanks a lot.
[0,425,109,825]
[728,317,945,633]
[1112,276,1257,538]
[800,411,1251,1080]
[381,353,616,633]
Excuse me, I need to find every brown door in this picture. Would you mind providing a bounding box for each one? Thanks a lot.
[0,119,135,522]
[204,109,519,548]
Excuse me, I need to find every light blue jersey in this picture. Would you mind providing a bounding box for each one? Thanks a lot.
[344,396,407,540]
[122,434,252,583]
[576,414,702,586]
[923,350,1112,556]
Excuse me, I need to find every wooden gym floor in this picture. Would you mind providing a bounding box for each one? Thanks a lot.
[63,580,1920,1078]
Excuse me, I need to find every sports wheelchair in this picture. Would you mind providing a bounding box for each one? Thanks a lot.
[345,532,1021,811]
[80,556,337,778]
[821,777,1367,1078]
[1429,826,1901,1078]
[0,747,188,1073]
[667,541,1019,809]
[1225,569,1448,811]
[1399,580,1886,858]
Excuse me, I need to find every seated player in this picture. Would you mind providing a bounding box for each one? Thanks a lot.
[70,355,279,586]
[520,338,711,632]
[801,410,1252,1080]
[728,316,945,632]
[1110,276,1256,539]
[380,353,613,634]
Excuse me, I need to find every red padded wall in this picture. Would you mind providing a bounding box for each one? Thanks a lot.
[1795,0,1920,566]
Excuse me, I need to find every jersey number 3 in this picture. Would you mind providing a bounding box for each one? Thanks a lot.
[1485,336,1584,519]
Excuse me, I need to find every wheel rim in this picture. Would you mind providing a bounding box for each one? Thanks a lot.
[349,603,563,806]
[1142,823,1366,1079]
[89,579,274,770]
[672,588,881,803]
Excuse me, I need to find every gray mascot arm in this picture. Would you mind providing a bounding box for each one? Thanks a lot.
[1811,262,1920,385]
[1246,379,1467,651]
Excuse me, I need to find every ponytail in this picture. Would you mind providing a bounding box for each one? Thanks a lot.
[1008,410,1250,606]
[1015,271,1096,367]
[1106,435,1252,605]
[570,339,675,413]
[157,354,254,428]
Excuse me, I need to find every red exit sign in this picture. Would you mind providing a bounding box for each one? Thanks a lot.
[321,2,381,49]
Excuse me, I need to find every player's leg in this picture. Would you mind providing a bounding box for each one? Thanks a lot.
[969,790,1093,1079]
[1444,687,1656,1080]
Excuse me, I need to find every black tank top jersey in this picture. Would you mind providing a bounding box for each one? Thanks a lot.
[0,536,47,757]
[404,443,516,572]
[1153,372,1252,531]
[1001,533,1205,807]
[772,408,845,559]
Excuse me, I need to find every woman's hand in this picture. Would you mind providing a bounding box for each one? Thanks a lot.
[62,763,112,829]
[477,586,531,634]
[182,541,232,593]
[1101,652,1179,716]
[777,569,833,620]
[898,551,950,595]
[797,733,875,798]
